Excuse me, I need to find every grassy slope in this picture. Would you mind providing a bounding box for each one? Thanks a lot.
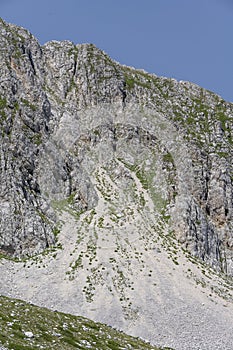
[0,295,173,350]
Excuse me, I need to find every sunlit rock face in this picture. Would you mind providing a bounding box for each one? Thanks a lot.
[0,17,233,277]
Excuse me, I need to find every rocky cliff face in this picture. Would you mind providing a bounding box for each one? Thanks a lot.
[0,17,233,278]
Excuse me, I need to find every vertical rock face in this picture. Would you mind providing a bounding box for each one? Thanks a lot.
[0,18,233,276]
[0,19,55,256]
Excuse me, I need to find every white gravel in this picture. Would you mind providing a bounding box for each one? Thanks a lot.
[0,212,233,350]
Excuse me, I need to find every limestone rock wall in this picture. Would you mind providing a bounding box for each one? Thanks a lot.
[0,18,232,276]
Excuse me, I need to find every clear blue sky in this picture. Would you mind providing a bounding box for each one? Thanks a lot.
[1,0,233,102]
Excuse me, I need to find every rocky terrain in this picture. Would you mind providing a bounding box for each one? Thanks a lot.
[0,18,233,350]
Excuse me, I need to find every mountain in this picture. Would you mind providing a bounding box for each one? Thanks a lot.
[0,18,233,350]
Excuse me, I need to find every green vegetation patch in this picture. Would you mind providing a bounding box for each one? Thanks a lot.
[0,295,171,350]
[51,194,84,219]
[0,96,7,109]
[21,98,37,111]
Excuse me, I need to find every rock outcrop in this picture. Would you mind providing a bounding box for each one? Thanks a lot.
[0,17,233,278]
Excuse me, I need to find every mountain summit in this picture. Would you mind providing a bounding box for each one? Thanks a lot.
[0,18,233,350]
